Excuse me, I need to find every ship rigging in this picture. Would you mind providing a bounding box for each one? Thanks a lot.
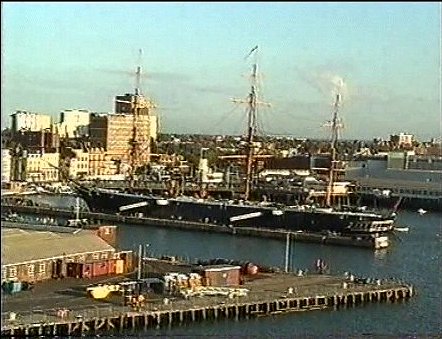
[232,45,271,200]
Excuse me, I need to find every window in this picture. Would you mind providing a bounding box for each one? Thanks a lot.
[92,253,99,260]
[101,252,108,260]
[28,264,35,276]
[39,263,46,274]
[2,268,6,281]
[77,255,85,262]
[9,267,17,278]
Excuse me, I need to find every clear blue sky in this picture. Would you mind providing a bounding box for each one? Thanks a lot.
[2,2,441,140]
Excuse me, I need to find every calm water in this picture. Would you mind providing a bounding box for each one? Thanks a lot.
[19,195,442,336]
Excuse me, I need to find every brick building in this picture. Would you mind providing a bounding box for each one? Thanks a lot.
[2,225,132,284]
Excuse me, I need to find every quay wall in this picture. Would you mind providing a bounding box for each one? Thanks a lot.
[2,204,382,249]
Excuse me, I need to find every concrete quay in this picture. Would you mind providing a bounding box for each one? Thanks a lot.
[1,272,414,337]
[1,204,389,249]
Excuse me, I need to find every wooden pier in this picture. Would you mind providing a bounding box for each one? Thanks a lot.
[1,283,413,337]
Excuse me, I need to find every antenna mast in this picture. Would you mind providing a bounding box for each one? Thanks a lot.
[232,46,270,201]
[135,49,142,96]
[325,86,343,206]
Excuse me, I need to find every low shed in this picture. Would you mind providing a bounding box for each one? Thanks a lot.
[201,265,241,286]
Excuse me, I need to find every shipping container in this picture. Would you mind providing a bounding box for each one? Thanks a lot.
[108,259,116,275]
[83,263,93,279]
[12,281,22,294]
[66,263,83,278]
[92,261,108,277]
[202,265,241,286]
[116,259,124,274]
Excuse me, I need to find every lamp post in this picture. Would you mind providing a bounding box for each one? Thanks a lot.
[284,232,291,273]
[137,244,142,280]
[143,244,150,279]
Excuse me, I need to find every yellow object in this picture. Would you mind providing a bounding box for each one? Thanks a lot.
[87,284,121,299]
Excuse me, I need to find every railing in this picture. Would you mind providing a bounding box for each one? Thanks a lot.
[355,178,442,198]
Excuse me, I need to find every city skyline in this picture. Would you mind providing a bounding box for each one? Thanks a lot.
[2,2,441,140]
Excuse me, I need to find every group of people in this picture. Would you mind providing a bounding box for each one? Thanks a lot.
[314,258,328,274]
[126,294,146,311]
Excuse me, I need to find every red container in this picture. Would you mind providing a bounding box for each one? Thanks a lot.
[83,263,93,279]
[92,261,108,277]
[107,259,116,275]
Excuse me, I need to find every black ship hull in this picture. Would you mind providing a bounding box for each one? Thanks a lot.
[73,184,395,235]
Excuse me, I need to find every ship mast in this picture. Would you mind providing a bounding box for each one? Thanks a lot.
[128,49,143,185]
[232,46,270,201]
[325,85,343,206]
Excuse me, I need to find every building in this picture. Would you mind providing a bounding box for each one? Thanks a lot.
[56,109,90,138]
[25,152,60,182]
[407,155,442,171]
[88,147,107,177]
[89,113,155,172]
[200,265,242,286]
[65,148,89,179]
[115,93,154,115]
[13,129,60,153]
[1,225,131,284]
[2,149,12,183]
[114,93,158,142]
[115,94,159,140]
[10,111,52,133]
[390,133,415,148]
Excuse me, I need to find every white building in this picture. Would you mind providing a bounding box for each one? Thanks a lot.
[56,109,90,138]
[1,149,12,183]
[25,152,60,182]
[390,133,415,147]
[68,149,89,179]
[11,111,52,132]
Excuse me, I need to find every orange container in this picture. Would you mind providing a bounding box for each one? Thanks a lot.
[116,259,124,274]
[108,260,116,275]
[92,261,108,277]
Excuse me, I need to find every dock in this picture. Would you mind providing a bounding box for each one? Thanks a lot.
[1,204,389,249]
[1,272,414,337]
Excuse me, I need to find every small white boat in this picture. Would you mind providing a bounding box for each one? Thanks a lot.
[394,227,409,232]
[417,208,427,215]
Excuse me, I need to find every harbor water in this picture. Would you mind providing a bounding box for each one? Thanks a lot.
[11,195,442,336]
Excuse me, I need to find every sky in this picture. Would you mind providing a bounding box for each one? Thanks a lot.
[2,2,441,140]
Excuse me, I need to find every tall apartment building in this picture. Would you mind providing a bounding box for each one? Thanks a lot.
[10,111,52,133]
[115,93,158,142]
[89,113,153,166]
[88,91,158,174]
[56,109,90,138]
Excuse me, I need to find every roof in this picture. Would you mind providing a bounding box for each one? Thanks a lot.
[1,228,115,266]
[202,265,241,272]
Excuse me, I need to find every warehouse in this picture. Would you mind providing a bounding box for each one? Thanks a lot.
[1,226,130,284]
